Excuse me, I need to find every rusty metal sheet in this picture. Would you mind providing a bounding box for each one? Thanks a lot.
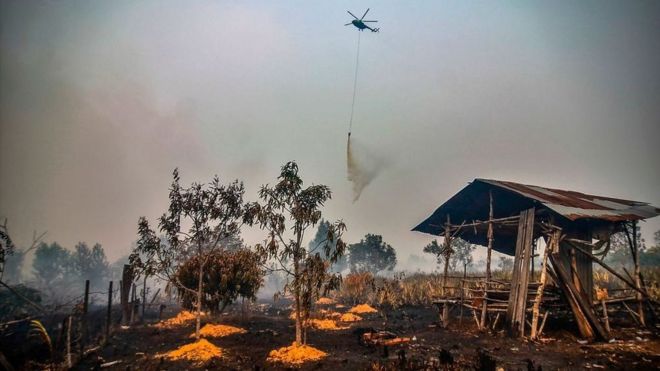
[476,179,660,222]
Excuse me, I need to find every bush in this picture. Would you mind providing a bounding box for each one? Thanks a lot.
[176,248,265,313]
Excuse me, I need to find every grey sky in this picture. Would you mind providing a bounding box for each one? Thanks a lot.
[2,1,659,266]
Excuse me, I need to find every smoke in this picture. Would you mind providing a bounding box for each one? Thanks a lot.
[346,136,386,202]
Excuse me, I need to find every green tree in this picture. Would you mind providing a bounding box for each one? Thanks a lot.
[604,224,645,268]
[309,219,347,273]
[71,242,110,288]
[348,234,396,275]
[0,220,46,284]
[130,169,248,338]
[33,242,73,293]
[245,162,346,345]
[176,247,265,313]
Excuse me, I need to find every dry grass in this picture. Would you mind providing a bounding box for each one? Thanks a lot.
[166,339,222,363]
[348,304,377,314]
[267,342,327,365]
[339,313,362,322]
[192,323,246,338]
[155,310,200,328]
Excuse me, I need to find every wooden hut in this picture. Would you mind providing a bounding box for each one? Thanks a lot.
[413,179,660,341]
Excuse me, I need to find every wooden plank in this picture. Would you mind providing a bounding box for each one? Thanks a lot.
[550,253,609,341]
[549,253,594,340]
[506,208,535,337]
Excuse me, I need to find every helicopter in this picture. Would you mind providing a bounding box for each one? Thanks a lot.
[345,8,379,32]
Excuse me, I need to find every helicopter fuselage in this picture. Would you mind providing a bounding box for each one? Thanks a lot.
[352,20,367,30]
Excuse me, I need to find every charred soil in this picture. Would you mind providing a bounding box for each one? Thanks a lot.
[75,304,660,370]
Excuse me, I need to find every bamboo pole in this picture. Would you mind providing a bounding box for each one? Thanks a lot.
[480,191,494,330]
[441,215,454,328]
[459,263,466,326]
[531,230,555,340]
[631,221,645,326]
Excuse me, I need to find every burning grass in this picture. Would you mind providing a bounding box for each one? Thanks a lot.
[348,304,377,314]
[155,310,200,328]
[192,323,247,338]
[166,338,222,363]
[339,313,362,322]
[267,342,327,365]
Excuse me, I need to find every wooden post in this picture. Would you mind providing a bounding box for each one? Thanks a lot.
[441,215,452,328]
[83,279,90,312]
[459,264,466,326]
[506,208,535,337]
[66,315,72,368]
[531,229,555,340]
[130,283,137,325]
[141,275,147,321]
[106,281,113,340]
[601,299,611,334]
[632,221,645,326]
[480,191,494,330]
[120,264,134,325]
[570,248,580,292]
[81,279,89,356]
[531,240,535,282]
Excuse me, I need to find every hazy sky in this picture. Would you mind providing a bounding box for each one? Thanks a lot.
[2,1,659,267]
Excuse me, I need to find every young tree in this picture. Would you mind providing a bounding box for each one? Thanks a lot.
[129,169,247,338]
[453,239,476,273]
[423,237,474,272]
[245,162,346,345]
[348,234,396,275]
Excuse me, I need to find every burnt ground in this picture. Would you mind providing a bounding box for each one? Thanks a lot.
[75,303,660,370]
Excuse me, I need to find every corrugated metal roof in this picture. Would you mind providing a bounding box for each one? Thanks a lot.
[476,179,660,222]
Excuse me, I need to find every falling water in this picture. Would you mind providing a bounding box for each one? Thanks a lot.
[346,135,384,202]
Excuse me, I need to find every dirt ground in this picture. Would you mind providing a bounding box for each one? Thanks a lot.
[75,303,660,370]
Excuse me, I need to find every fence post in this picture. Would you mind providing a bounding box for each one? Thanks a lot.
[80,279,90,356]
[106,281,113,340]
[66,315,72,368]
[130,283,137,325]
[141,276,147,321]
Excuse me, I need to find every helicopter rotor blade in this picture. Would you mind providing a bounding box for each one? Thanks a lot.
[344,23,352,26]
[361,8,370,20]
[362,20,378,23]
[347,10,359,20]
